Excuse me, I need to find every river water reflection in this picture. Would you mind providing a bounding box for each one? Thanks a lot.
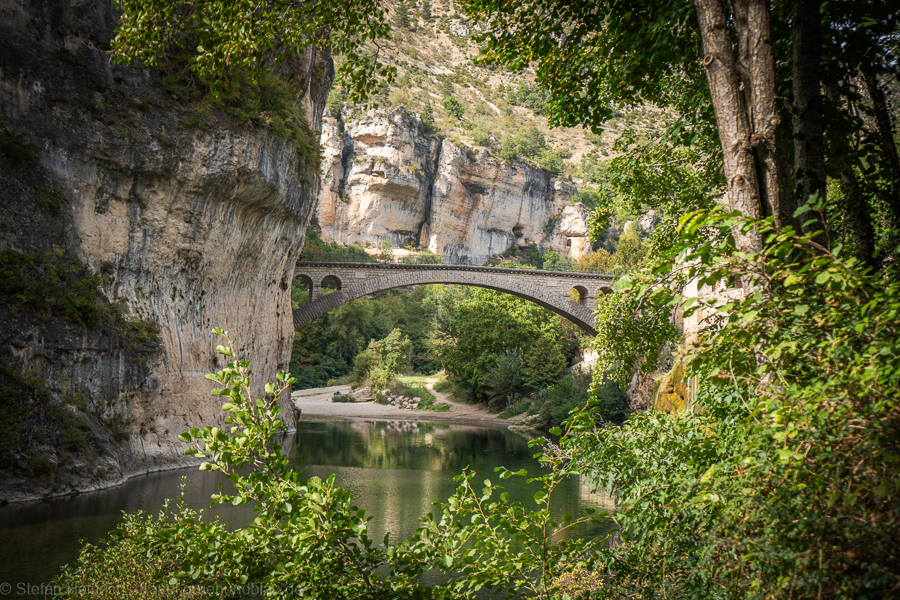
[0,420,613,598]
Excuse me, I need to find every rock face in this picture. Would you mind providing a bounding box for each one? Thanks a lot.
[0,0,329,500]
[316,108,587,263]
[318,108,440,248]
[545,203,592,259]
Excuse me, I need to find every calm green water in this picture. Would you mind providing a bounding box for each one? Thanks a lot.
[0,420,612,598]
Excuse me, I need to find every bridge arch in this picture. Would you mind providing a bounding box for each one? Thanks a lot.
[571,285,589,306]
[292,263,615,335]
[321,274,342,292]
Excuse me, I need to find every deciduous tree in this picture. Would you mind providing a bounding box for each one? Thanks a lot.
[460,0,900,258]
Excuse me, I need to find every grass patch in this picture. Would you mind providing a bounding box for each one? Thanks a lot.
[397,374,433,386]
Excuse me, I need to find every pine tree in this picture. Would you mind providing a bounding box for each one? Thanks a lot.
[420,0,432,21]
[421,101,435,133]
[440,76,454,98]
[393,1,410,30]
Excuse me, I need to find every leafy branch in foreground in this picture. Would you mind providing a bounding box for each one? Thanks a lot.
[427,435,611,599]
[173,329,437,598]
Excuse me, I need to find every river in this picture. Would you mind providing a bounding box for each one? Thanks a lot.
[0,419,613,598]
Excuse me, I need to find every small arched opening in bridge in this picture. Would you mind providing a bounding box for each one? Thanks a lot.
[570,285,588,306]
[321,275,342,296]
[598,286,614,296]
[293,274,313,307]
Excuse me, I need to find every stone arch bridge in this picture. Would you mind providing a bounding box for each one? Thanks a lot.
[293,262,615,335]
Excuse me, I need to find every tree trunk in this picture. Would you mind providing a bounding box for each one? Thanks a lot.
[729,0,797,231]
[862,69,900,230]
[841,171,876,268]
[694,0,763,254]
[792,0,827,239]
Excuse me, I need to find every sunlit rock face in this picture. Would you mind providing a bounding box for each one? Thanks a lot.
[544,203,592,261]
[317,108,440,248]
[0,0,330,500]
[316,108,583,263]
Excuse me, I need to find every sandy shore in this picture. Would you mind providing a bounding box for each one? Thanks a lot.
[291,379,514,426]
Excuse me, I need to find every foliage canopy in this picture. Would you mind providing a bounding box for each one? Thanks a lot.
[111,0,395,102]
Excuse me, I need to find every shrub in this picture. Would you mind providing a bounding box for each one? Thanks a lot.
[0,249,160,344]
[441,96,464,119]
[369,366,394,391]
[484,351,524,409]
[56,484,218,600]
[352,349,377,384]
[432,379,452,393]
[28,454,53,475]
[529,372,592,429]
[567,202,900,597]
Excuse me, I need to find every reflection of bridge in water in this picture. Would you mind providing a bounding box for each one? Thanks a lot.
[293,262,615,335]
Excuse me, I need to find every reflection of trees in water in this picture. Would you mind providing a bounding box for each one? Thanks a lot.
[288,421,615,544]
[289,421,534,472]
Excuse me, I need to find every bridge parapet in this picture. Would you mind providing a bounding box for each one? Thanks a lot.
[293,262,615,334]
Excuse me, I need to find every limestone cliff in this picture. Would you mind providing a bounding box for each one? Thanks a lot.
[316,108,588,263]
[0,0,328,501]
[318,108,440,248]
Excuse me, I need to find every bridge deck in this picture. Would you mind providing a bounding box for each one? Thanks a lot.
[296,261,615,280]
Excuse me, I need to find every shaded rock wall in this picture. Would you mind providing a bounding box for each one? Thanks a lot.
[0,0,329,501]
